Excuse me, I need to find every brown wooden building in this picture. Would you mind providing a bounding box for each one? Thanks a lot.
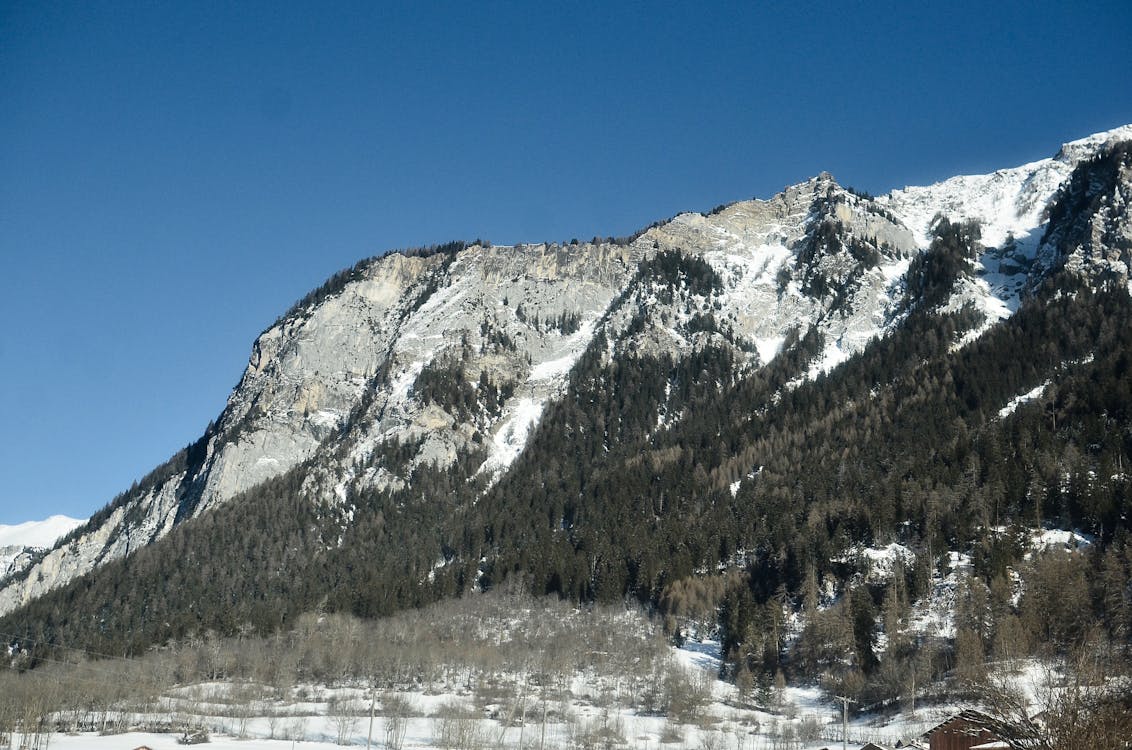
[922,710,1023,750]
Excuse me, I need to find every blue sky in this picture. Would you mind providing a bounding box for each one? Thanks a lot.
[1,1,1130,525]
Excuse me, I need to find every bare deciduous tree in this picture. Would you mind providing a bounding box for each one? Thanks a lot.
[328,695,362,746]
[383,693,413,750]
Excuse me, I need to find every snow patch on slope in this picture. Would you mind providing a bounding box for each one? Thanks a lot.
[835,542,916,585]
[527,319,597,381]
[881,161,1055,249]
[481,398,545,475]
[881,124,1132,250]
[1029,528,1094,555]
[752,334,785,366]
[909,550,972,640]
[998,381,1049,418]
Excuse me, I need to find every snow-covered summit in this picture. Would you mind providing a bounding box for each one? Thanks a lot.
[0,515,84,550]
[880,124,1132,250]
[874,124,1132,343]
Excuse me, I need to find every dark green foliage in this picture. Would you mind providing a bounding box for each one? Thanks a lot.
[697,272,1132,688]
[844,186,874,201]
[637,249,723,299]
[366,435,425,476]
[684,312,721,335]
[514,305,582,335]
[399,240,470,259]
[411,359,512,423]
[1,462,330,659]
[846,236,881,269]
[903,216,981,310]
[849,586,879,673]
[793,208,882,314]
[795,218,843,292]
[413,360,477,419]
[480,317,517,352]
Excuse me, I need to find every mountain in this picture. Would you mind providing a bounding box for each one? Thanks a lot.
[0,515,84,582]
[3,126,1132,669]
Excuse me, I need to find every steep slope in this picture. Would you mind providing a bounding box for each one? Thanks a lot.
[0,173,918,617]
[642,174,914,375]
[2,125,1130,633]
[0,243,644,614]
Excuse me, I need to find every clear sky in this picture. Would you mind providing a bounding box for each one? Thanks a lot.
[1,1,1130,525]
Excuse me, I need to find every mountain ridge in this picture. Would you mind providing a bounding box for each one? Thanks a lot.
[2,124,1131,630]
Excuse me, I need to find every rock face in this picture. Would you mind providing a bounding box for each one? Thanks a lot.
[2,125,1131,616]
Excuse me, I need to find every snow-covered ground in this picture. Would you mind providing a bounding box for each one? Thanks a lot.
[480,397,546,475]
[8,524,1096,750]
[998,382,1049,418]
[19,633,1053,750]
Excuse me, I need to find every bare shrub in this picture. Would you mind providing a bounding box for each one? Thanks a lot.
[575,711,626,750]
[770,721,799,750]
[383,692,413,750]
[227,681,261,739]
[284,715,308,742]
[698,730,724,750]
[659,719,683,744]
[433,701,484,750]
[727,724,750,750]
[796,716,823,742]
[264,703,283,740]
[663,665,712,725]
[327,696,362,746]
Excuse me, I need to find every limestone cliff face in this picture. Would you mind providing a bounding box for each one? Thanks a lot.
[3,126,1130,616]
[1037,141,1132,286]
[0,242,647,615]
[195,252,443,512]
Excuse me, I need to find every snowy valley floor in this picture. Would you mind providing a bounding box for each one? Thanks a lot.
[20,636,1046,750]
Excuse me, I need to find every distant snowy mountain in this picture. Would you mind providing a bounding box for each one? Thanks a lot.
[2,124,1131,624]
[0,515,84,581]
[0,515,84,549]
